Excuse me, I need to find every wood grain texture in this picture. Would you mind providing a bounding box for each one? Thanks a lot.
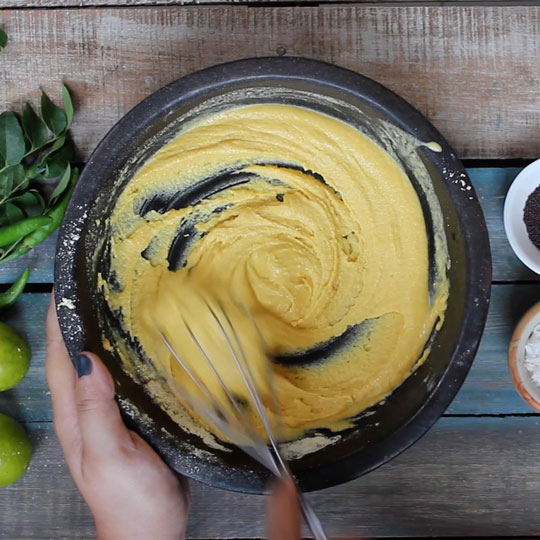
[473,168,537,282]
[0,294,49,423]
[1,7,540,159]
[449,282,540,414]
[0,169,535,420]
[0,233,57,285]
[0,0,534,5]
[1,283,538,423]
[3,417,540,538]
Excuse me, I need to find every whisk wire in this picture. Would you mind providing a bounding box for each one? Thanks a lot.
[207,299,285,465]
[213,303,328,540]
[158,330,279,473]
[183,318,248,425]
[156,299,328,540]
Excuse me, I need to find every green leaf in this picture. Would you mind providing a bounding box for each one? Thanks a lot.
[0,28,7,53]
[41,141,73,179]
[11,190,45,211]
[5,202,25,223]
[0,164,24,198]
[14,176,28,192]
[0,169,13,199]
[9,190,45,217]
[0,112,25,166]
[22,103,50,150]
[41,92,67,136]
[24,161,40,179]
[62,85,74,130]
[11,165,28,193]
[33,190,46,211]
[39,134,66,166]
[42,158,66,180]
[0,237,23,261]
[50,163,71,205]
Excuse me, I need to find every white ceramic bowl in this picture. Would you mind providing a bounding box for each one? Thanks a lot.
[504,159,540,274]
[509,301,540,413]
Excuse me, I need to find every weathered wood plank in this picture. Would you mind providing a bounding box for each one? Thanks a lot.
[0,0,534,5]
[474,168,537,282]
[0,294,50,423]
[1,7,540,159]
[0,166,531,285]
[447,282,540,414]
[0,232,57,285]
[3,417,540,538]
[0,284,538,423]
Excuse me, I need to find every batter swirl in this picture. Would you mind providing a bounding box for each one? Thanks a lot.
[101,104,449,441]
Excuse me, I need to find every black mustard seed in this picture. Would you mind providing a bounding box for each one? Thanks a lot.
[524,184,540,250]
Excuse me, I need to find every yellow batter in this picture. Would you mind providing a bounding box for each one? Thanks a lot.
[101,104,448,442]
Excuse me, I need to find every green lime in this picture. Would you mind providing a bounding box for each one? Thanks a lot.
[0,413,32,487]
[0,322,30,392]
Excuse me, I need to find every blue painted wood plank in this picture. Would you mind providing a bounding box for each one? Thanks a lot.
[0,167,536,418]
[2,285,538,423]
[0,232,57,285]
[448,282,540,414]
[0,293,49,422]
[470,167,538,282]
[0,167,532,284]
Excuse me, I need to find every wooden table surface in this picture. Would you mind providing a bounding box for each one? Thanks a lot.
[1,3,540,539]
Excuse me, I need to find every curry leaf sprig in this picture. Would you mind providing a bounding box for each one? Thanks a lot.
[0,85,79,263]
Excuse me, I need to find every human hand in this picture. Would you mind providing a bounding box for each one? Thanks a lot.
[267,477,302,540]
[46,295,190,540]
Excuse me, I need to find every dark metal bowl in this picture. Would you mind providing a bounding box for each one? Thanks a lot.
[55,57,491,494]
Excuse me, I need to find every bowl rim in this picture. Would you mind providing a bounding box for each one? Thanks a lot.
[54,56,492,493]
[508,301,540,413]
[503,158,540,275]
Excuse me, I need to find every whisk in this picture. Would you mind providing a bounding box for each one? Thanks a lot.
[155,294,328,540]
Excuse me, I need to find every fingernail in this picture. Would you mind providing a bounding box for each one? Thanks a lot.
[74,354,92,378]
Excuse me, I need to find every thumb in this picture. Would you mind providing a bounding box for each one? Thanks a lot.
[74,352,135,461]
